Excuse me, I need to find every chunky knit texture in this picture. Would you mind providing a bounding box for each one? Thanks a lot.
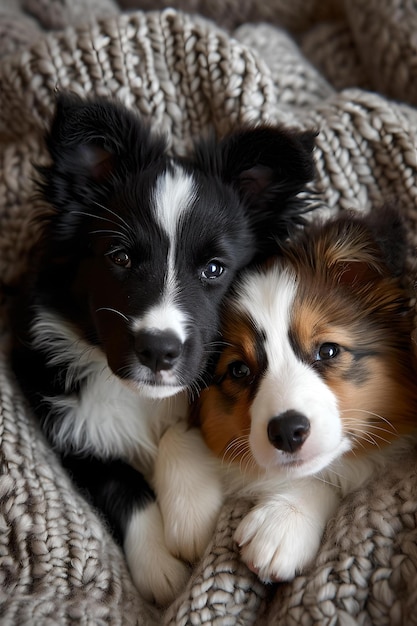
[1,1,417,624]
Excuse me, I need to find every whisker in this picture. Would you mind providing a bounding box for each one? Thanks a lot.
[240,449,257,476]
[346,425,393,448]
[351,432,376,448]
[187,380,202,403]
[91,199,131,233]
[71,208,131,244]
[70,209,121,227]
[313,472,343,489]
[185,365,212,400]
[223,433,252,468]
[89,229,127,237]
[224,442,245,465]
[342,418,397,437]
[95,307,130,323]
[114,363,136,382]
[222,435,256,478]
[353,438,375,452]
[341,409,397,433]
[223,437,247,463]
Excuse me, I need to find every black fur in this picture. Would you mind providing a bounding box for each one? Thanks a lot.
[11,93,316,597]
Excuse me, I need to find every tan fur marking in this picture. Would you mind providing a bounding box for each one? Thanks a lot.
[199,311,260,466]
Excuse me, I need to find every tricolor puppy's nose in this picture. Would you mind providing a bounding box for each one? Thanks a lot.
[267,410,310,453]
[135,330,182,372]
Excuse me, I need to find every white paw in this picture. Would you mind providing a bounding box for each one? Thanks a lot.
[124,502,190,606]
[234,501,323,583]
[155,424,224,563]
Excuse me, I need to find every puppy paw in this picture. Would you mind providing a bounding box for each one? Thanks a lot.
[124,501,190,606]
[155,424,224,563]
[234,501,323,583]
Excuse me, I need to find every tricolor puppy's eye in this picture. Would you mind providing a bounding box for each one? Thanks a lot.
[108,248,131,268]
[316,342,340,361]
[201,260,224,280]
[228,361,251,379]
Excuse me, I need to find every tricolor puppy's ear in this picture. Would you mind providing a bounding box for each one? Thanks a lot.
[38,93,166,209]
[361,204,408,278]
[195,124,317,257]
[320,206,408,287]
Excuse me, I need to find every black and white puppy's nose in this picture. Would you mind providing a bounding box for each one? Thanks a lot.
[267,410,311,453]
[135,330,182,372]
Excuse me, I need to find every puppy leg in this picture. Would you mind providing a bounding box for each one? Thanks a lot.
[154,422,224,563]
[63,455,188,605]
[234,479,340,582]
[124,501,190,606]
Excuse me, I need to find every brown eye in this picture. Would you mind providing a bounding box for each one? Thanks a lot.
[228,361,251,379]
[316,343,340,361]
[109,249,131,268]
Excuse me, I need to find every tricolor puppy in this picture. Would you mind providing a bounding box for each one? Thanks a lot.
[197,208,417,583]
[11,93,316,604]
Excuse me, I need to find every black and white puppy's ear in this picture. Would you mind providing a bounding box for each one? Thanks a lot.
[38,93,166,209]
[194,124,317,258]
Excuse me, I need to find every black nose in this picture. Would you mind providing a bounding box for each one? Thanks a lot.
[267,410,310,453]
[134,330,182,373]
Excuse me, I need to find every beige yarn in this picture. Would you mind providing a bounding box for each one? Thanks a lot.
[1,1,417,624]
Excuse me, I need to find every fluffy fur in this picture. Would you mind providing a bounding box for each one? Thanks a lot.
[11,93,316,604]
[196,207,417,583]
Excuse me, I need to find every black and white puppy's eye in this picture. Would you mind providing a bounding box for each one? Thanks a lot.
[316,342,340,361]
[107,249,131,268]
[228,361,251,380]
[201,260,225,280]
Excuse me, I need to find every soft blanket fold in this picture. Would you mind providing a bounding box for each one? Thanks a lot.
[1,1,417,624]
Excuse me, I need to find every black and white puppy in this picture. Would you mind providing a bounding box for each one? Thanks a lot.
[11,94,315,604]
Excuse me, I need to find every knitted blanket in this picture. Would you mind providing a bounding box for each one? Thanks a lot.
[1,1,417,624]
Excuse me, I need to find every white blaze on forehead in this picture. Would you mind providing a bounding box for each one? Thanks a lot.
[236,264,297,351]
[131,166,197,342]
[153,164,197,242]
